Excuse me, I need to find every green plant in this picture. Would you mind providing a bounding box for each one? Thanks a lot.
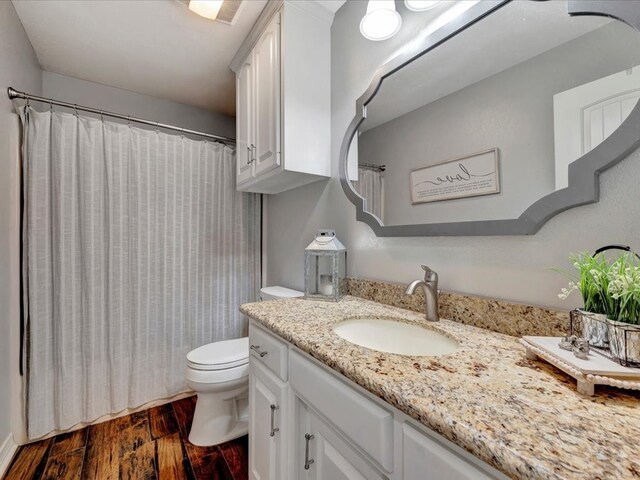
[555,252,609,314]
[607,254,640,324]
[555,251,640,324]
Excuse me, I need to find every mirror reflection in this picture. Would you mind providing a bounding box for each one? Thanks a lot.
[351,1,640,225]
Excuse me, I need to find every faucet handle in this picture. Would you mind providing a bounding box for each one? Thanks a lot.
[421,265,438,282]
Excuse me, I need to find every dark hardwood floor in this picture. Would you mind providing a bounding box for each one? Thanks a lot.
[3,396,248,480]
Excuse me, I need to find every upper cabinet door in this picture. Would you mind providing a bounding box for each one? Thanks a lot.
[253,13,281,177]
[237,59,254,185]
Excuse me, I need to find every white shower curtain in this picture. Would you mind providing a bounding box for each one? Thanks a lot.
[21,107,260,439]
[354,167,384,220]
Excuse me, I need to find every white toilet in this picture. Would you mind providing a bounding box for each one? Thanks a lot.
[185,285,303,446]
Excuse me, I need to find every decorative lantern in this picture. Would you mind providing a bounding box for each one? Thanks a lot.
[304,229,347,302]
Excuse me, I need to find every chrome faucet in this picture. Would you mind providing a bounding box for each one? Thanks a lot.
[405,265,439,322]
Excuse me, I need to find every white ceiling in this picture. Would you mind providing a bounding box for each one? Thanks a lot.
[315,0,346,14]
[364,1,612,131]
[12,0,270,117]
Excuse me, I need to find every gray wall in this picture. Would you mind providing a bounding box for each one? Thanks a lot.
[359,23,640,225]
[0,1,42,447]
[43,72,236,140]
[265,0,640,311]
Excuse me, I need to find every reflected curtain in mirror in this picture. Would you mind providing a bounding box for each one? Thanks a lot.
[354,166,384,220]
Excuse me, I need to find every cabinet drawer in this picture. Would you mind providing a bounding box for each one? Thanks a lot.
[289,350,394,472]
[403,422,503,480]
[249,322,288,381]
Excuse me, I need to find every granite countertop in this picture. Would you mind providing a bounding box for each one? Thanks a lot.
[240,296,640,480]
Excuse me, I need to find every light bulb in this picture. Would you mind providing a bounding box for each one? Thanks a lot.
[360,0,402,41]
[189,0,223,20]
[404,0,442,12]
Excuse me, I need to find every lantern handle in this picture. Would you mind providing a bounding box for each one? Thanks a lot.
[314,229,336,244]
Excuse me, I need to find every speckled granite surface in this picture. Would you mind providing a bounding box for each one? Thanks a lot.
[347,277,570,337]
[240,296,640,480]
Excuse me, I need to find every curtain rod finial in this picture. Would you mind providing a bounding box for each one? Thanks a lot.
[7,87,20,100]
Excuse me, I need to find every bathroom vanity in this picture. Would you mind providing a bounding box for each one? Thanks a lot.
[247,320,504,480]
[242,296,640,480]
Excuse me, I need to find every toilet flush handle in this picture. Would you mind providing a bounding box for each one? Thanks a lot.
[250,344,268,357]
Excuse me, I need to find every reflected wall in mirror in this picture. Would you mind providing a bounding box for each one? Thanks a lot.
[342,0,640,235]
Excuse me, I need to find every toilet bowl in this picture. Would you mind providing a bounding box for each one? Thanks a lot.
[185,337,250,446]
[185,286,303,446]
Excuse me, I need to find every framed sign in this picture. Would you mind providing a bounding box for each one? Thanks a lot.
[410,148,500,204]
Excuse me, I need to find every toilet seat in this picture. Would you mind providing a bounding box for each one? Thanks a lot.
[187,337,249,371]
[186,362,249,385]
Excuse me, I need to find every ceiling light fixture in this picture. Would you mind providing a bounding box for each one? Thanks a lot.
[188,0,224,20]
[360,0,402,42]
[404,0,442,12]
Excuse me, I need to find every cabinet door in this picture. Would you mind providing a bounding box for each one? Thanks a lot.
[403,423,496,480]
[252,12,281,176]
[249,360,287,480]
[295,399,386,480]
[236,59,254,185]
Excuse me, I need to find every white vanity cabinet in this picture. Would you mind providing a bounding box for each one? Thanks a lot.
[231,1,331,194]
[248,320,509,480]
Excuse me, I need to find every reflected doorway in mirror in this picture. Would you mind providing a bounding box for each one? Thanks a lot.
[409,148,500,204]
[554,65,640,190]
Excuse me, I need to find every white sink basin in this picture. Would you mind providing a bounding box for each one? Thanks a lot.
[333,318,459,356]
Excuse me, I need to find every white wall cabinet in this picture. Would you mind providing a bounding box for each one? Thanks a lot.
[248,320,509,480]
[231,1,331,194]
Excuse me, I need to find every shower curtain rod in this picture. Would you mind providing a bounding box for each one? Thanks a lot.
[358,162,386,172]
[7,87,236,146]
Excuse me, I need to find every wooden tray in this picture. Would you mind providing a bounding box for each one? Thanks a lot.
[520,336,640,396]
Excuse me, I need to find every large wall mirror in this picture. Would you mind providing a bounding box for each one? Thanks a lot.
[340,0,640,236]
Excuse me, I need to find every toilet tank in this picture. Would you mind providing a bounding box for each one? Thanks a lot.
[260,286,304,301]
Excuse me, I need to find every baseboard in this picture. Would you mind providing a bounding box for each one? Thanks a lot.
[0,434,18,478]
